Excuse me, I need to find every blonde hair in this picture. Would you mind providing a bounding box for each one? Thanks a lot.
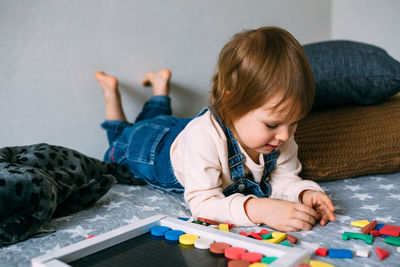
[210,26,315,127]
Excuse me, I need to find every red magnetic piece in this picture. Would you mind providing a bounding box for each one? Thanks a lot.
[241,252,264,263]
[224,247,247,260]
[315,247,329,257]
[239,231,250,237]
[370,229,382,237]
[375,246,390,260]
[249,231,263,240]
[257,229,270,235]
[87,235,95,239]
[286,234,298,244]
[379,225,400,237]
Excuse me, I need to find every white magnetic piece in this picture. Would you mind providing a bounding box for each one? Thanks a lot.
[194,237,215,249]
[355,249,371,257]
[397,247,400,253]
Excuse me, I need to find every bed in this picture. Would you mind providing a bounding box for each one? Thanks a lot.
[1,171,399,266]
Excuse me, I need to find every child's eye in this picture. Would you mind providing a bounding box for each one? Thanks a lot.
[266,123,278,129]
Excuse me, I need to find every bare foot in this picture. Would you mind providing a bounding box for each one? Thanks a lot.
[142,69,172,96]
[95,71,127,121]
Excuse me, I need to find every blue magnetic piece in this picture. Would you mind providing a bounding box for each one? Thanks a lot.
[165,230,185,241]
[150,226,171,237]
[376,224,385,230]
[178,217,190,221]
[328,249,352,258]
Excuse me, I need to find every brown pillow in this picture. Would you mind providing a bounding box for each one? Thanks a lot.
[295,94,400,181]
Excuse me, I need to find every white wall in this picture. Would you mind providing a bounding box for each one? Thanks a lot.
[0,0,331,159]
[331,0,400,61]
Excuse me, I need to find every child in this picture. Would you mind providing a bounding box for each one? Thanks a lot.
[95,26,335,232]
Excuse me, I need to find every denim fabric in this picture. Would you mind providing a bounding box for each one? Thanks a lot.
[208,109,278,198]
[101,97,278,197]
[101,96,191,192]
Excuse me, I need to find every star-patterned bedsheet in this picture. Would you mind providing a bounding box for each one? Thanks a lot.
[1,172,399,267]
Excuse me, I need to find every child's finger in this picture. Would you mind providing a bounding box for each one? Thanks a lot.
[295,203,320,220]
[319,194,335,212]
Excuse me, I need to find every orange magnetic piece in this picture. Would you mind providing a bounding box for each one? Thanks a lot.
[209,242,231,254]
[375,247,390,260]
[315,247,328,257]
[379,225,400,237]
[361,220,377,234]
[286,234,298,244]
[197,217,220,225]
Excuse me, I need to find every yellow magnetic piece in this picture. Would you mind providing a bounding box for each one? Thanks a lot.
[219,223,229,232]
[309,260,336,267]
[263,232,286,243]
[350,220,370,228]
[249,263,268,267]
[179,233,199,246]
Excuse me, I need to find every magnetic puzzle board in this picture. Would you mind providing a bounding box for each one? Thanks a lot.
[31,215,311,267]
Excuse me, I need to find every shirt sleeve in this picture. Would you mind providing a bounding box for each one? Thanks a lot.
[269,136,324,202]
[178,121,256,226]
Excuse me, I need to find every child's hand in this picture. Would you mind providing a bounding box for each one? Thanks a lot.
[300,190,335,226]
[244,198,321,232]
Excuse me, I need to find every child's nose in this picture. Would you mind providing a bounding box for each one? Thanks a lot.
[276,127,290,142]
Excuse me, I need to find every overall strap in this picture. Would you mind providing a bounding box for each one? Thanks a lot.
[208,107,246,180]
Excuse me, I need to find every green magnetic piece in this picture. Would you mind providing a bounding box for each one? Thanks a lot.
[261,256,278,264]
[385,236,400,246]
[342,231,374,244]
[192,220,203,224]
[260,233,272,240]
[280,241,291,247]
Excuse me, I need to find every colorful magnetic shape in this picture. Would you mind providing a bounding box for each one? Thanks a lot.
[370,229,382,236]
[260,256,278,264]
[249,231,263,240]
[328,248,352,258]
[286,233,298,244]
[379,224,400,237]
[315,247,329,257]
[264,232,286,243]
[355,249,371,258]
[150,225,171,237]
[280,241,291,247]
[260,233,272,240]
[309,260,335,267]
[351,220,370,228]
[257,229,270,235]
[385,236,400,246]
[219,223,230,232]
[361,220,377,234]
[342,231,374,244]
[375,247,390,260]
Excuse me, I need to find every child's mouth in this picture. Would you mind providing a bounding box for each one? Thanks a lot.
[265,144,278,150]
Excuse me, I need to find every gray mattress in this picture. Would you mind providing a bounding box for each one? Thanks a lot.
[1,173,399,267]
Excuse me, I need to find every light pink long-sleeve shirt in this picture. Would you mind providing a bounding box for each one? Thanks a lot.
[170,110,323,226]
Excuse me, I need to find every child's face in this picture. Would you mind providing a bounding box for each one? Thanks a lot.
[232,95,300,162]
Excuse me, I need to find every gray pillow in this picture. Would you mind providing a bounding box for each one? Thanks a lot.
[302,40,400,110]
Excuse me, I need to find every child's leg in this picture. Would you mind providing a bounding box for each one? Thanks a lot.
[135,69,172,122]
[96,71,131,145]
[95,71,127,121]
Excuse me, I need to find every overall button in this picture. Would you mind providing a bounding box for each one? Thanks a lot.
[238,183,245,190]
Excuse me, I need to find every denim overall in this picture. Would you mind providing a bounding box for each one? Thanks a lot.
[101,96,278,198]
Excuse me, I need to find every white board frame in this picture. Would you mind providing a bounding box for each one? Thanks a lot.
[31,215,311,267]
